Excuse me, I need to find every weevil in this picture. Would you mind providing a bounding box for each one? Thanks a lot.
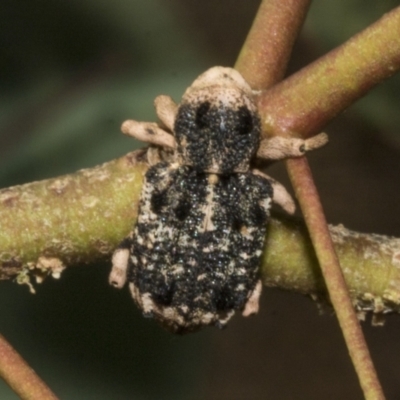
[109,67,327,333]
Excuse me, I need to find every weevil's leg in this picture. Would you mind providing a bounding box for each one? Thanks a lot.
[146,147,163,166]
[109,237,132,288]
[121,120,176,149]
[253,169,296,215]
[242,280,262,317]
[304,132,329,151]
[154,95,178,132]
[109,248,129,288]
[256,132,328,161]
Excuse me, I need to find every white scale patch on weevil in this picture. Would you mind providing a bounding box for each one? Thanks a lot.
[109,66,328,333]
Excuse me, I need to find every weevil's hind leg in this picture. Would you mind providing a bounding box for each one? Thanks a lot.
[109,239,132,289]
[271,180,296,215]
[256,132,328,161]
[154,95,178,132]
[242,280,262,317]
[121,120,176,149]
[253,169,296,215]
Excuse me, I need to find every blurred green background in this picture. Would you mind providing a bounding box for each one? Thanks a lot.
[1,1,400,399]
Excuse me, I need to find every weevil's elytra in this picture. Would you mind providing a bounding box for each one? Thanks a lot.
[109,66,328,333]
[128,166,271,333]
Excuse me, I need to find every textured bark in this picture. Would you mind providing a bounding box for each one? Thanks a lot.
[0,150,146,285]
[0,149,399,323]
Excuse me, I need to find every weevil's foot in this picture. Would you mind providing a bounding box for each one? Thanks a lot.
[303,132,329,152]
[242,280,262,317]
[109,248,130,288]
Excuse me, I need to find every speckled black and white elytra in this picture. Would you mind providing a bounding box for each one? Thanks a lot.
[109,67,328,333]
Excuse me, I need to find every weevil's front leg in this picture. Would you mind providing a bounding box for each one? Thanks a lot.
[257,132,328,161]
[253,169,296,215]
[242,280,262,317]
[121,120,176,149]
[154,95,178,132]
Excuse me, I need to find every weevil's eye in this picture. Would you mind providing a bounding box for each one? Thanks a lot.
[237,106,253,135]
[195,101,211,129]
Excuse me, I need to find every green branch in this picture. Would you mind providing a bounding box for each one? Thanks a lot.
[0,151,146,283]
[264,200,400,321]
[1,150,400,322]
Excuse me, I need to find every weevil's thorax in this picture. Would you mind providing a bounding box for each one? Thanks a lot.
[173,69,261,175]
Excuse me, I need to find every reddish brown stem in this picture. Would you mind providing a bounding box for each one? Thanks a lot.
[257,5,400,138]
[0,334,58,400]
[235,0,311,89]
[286,158,385,400]
[235,1,388,398]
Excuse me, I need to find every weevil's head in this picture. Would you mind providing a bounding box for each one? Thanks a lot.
[174,67,260,174]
